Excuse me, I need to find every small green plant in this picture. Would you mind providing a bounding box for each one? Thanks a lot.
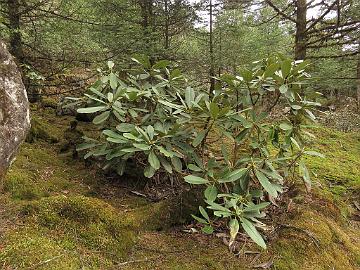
[70,55,322,249]
[23,64,45,82]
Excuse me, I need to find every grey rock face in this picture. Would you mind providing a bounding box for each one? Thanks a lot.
[0,40,30,182]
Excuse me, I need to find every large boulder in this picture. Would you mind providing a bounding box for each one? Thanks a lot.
[0,40,30,183]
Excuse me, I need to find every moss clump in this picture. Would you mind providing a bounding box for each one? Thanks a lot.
[119,232,251,270]
[306,127,360,190]
[4,142,98,200]
[3,170,43,200]
[4,144,68,200]
[271,126,360,270]
[22,195,137,258]
[41,97,58,109]
[129,188,203,231]
[303,127,360,217]
[26,117,60,143]
[0,229,80,269]
[272,208,360,270]
[0,196,138,269]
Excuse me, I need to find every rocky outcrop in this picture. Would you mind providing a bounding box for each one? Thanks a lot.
[0,40,30,183]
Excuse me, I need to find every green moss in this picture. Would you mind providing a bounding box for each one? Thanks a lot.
[272,208,360,270]
[129,188,204,231]
[4,142,100,200]
[124,204,359,270]
[0,229,80,269]
[26,117,60,143]
[305,127,360,189]
[302,126,360,217]
[0,196,138,269]
[119,233,250,270]
[22,195,137,257]
[41,97,58,109]
[4,170,43,200]
[2,106,360,270]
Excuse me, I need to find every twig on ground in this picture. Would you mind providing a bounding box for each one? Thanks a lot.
[252,259,273,269]
[112,256,162,268]
[130,191,147,198]
[26,254,64,269]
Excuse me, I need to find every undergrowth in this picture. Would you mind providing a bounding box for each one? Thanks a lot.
[0,108,359,269]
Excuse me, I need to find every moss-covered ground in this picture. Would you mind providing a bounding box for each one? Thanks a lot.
[0,106,359,269]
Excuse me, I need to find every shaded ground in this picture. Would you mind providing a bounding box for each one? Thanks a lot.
[0,106,359,269]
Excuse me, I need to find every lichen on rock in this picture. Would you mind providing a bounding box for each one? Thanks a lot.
[0,39,30,183]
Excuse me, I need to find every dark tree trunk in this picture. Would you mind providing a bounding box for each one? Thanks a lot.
[357,44,360,110]
[138,0,156,60]
[164,0,170,49]
[6,0,42,103]
[295,0,307,60]
[138,0,150,29]
[209,0,215,96]
[7,0,24,63]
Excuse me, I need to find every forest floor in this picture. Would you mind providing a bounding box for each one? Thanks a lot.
[0,105,359,270]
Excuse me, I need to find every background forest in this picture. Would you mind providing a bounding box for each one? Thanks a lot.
[0,0,360,270]
[1,0,359,100]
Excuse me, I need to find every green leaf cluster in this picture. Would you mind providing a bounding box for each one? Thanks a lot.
[72,55,322,249]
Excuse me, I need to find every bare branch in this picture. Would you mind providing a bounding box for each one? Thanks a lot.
[305,0,338,32]
[308,50,360,59]
[264,0,296,23]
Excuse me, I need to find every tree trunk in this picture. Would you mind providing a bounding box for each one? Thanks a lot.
[7,0,24,63]
[209,0,215,96]
[164,0,170,49]
[138,0,156,60]
[295,0,307,60]
[7,0,42,103]
[0,40,30,186]
[357,45,360,111]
